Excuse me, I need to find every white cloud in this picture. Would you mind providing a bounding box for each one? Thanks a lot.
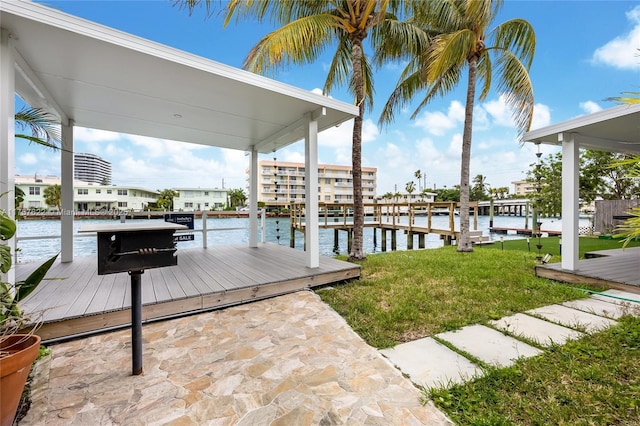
[318,118,379,148]
[579,101,603,114]
[483,95,513,127]
[74,127,121,142]
[530,103,551,130]
[19,153,38,165]
[592,6,640,70]
[414,101,465,136]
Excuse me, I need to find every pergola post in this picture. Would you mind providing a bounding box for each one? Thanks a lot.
[61,121,74,262]
[1,29,16,282]
[249,145,258,248]
[304,110,322,268]
[560,132,579,271]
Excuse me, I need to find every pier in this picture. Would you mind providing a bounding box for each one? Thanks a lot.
[289,202,488,252]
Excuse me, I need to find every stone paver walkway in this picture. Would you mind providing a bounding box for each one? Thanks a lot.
[381,290,640,391]
[22,291,452,426]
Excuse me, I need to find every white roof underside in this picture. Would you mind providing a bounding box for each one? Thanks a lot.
[523,103,640,155]
[1,1,358,154]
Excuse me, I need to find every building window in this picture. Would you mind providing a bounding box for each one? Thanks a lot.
[29,187,40,195]
[107,190,112,194]
[204,192,209,196]
[118,202,128,208]
[185,202,193,208]
[78,188,88,195]
[325,179,331,184]
[324,195,331,201]
[95,189,101,194]
[204,202,209,207]
[117,189,128,196]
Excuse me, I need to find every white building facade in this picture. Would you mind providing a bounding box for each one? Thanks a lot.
[255,160,377,208]
[16,175,228,213]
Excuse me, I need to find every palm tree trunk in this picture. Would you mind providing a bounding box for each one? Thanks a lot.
[348,35,365,261]
[458,55,478,253]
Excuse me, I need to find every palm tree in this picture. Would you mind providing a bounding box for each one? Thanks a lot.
[405,180,415,202]
[180,0,427,261]
[414,169,423,191]
[380,0,535,252]
[157,189,179,211]
[43,184,62,211]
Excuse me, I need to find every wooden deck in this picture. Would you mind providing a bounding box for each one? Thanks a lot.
[16,243,360,342]
[535,246,640,294]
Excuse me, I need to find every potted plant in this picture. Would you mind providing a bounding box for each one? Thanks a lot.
[1,206,58,426]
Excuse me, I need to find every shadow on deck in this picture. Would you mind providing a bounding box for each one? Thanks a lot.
[17,243,360,342]
[535,246,640,294]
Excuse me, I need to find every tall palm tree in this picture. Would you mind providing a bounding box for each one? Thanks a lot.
[43,184,62,211]
[179,0,426,261]
[380,0,535,252]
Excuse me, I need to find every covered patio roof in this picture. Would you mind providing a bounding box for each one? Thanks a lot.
[523,103,640,154]
[1,1,358,269]
[1,1,358,153]
[522,103,640,273]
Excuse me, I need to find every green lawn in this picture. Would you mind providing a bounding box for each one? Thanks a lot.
[319,247,586,348]
[319,242,640,424]
[480,235,640,258]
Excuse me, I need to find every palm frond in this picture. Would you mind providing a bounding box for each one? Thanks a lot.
[493,49,535,135]
[476,50,493,101]
[14,107,61,150]
[243,13,338,75]
[491,18,536,69]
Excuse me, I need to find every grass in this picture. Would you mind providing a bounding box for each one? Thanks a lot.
[318,247,586,348]
[319,240,640,424]
[481,235,640,259]
[428,316,640,425]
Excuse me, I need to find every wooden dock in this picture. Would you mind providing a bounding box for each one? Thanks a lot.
[17,243,360,342]
[535,247,640,294]
[289,202,488,251]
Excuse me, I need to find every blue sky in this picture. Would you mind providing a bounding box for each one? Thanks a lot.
[16,0,640,195]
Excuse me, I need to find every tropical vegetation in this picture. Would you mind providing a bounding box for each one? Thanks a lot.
[379,0,536,252]
[157,189,179,211]
[43,184,62,211]
[14,107,61,151]
[227,188,247,209]
[180,0,429,261]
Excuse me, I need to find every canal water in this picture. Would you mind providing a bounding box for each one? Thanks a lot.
[15,215,592,264]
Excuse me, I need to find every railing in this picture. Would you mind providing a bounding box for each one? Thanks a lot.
[15,210,268,264]
[290,201,480,234]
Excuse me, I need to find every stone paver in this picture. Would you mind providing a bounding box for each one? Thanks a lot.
[592,289,640,306]
[22,291,452,426]
[562,297,634,319]
[436,325,543,367]
[527,304,618,333]
[380,337,483,390]
[490,313,584,347]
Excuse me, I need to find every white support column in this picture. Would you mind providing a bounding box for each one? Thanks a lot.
[249,145,258,247]
[561,132,579,271]
[61,121,74,262]
[304,112,320,268]
[1,29,16,282]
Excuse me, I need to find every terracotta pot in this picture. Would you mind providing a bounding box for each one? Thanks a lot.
[0,334,41,426]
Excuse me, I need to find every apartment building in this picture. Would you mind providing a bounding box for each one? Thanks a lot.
[174,188,228,211]
[255,160,377,208]
[74,152,112,185]
[15,175,228,212]
[16,175,158,211]
[512,180,535,196]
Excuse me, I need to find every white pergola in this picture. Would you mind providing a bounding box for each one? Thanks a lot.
[0,2,358,275]
[523,103,640,271]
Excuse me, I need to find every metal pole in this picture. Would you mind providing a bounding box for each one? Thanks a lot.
[129,270,144,375]
[202,210,208,249]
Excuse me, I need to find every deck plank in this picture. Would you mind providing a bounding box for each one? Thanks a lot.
[18,243,360,341]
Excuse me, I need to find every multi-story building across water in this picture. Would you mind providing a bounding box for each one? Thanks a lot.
[255,160,377,209]
[15,175,228,213]
[74,152,112,185]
